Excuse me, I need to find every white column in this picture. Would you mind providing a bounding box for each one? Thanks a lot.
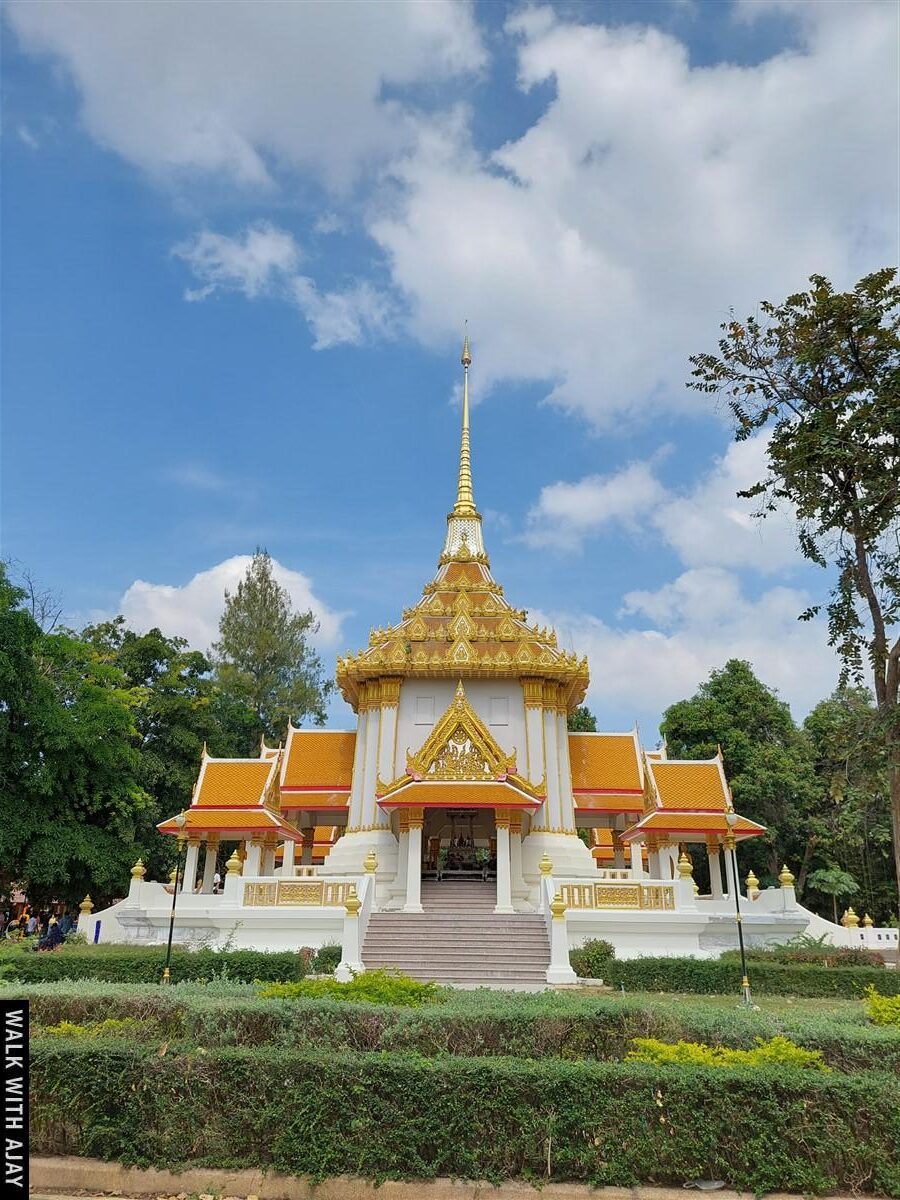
[629,839,644,879]
[181,840,200,892]
[708,845,724,899]
[360,701,382,827]
[494,819,513,914]
[243,839,263,877]
[281,839,296,878]
[262,842,277,876]
[542,705,562,829]
[556,710,576,831]
[201,842,217,894]
[346,703,369,829]
[723,842,737,899]
[403,819,423,913]
[509,822,526,901]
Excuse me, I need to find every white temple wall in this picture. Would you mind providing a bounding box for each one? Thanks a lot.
[394,679,526,776]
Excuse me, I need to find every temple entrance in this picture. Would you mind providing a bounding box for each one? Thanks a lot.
[422,808,496,883]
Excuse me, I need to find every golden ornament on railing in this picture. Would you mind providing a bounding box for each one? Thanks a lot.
[168,868,178,886]
[130,858,146,880]
[677,852,694,879]
[549,892,567,920]
[364,849,378,874]
[344,885,362,916]
[778,864,795,888]
[745,869,760,898]
[538,853,553,876]
[225,850,242,876]
[863,912,874,928]
[844,907,859,928]
[79,894,94,915]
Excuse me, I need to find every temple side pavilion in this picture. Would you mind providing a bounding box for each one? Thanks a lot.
[89,342,833,975]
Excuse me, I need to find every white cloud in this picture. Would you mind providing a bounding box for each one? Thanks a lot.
[653,435,799,572]
[524,461,666,550]
[118,555,345,653]
[533,567,839,731]
[523,432,799,569]
[174,222,300,301]
[5,0,486,189]
[164,463,230,492]
[370,2,896,424]
[175,223,396,347]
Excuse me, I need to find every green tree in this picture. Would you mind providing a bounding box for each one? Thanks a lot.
[806,866,859,925]
[568,705,597,732]
[661,659,820,887]
[212,549,333,741]
[689,267,900,911]
[80,619,260,881]
[0,566,152,907]
[803,687,895,922]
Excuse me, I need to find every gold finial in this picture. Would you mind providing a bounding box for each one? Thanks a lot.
[344,884,362,916]
[844,906,859,928]
[130,858,146,880]
[79,894,94,915]
[863,912,874,927]
[538,853,553,876]
[225,850,242,876]
[677,852,694,879]
[364,849,378,874]
[454,679,466,703]
[745,869,760,897]
[453,328,477,517]
[778,864,795,888]
[550,892,567,920]
[168,867,178,886]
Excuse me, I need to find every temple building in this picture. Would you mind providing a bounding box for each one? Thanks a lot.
[89,341,844,979]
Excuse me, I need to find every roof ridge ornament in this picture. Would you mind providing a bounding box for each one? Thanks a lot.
[453,325,477,518]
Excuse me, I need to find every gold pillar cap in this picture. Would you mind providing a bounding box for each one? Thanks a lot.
[844,906,859,927]
[677,852,694,879]
[364,848,378,874]
[863,912,874,927]
[225,850,242,876]
[778,864,795,887]
[538,853,553,876]
[549,892,567,920]
[130,858,146,880]
[344,884,362,916]
[79,894,94,914]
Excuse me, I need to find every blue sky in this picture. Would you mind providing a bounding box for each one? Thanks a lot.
[2,0,897,735]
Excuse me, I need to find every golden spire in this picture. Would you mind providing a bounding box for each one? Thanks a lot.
[453,327,477,517]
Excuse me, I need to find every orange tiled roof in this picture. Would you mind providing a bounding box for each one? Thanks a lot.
[649,761,728,811]
[621,811,765,840]
[193,760,274,808]
[378,779,541,809]
[282,792,350,812]
[158,807,300,837]
[569,733,642,794]
[281,729,356,791]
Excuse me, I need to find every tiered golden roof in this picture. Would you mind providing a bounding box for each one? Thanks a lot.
[621,752,765,843]
[157,749,303,839]
[337,337,589,711]
[569,731,644,811]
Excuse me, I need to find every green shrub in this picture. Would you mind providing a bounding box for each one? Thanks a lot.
[39,1017,146,1039]
[0,942,304,984]
[604,956,900,998]
[626,1035,829,1071]
[865,985,900,1027]
[14,981,900,1073]
[29,1038,900,1193]
[722,945,885,969]
[311,943,342,974]
[570,939,615,978]
[258,969,439,1008]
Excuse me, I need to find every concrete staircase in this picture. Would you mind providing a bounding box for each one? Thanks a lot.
[362,880,550,985]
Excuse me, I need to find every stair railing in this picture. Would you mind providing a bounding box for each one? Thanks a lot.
[539,859,577,985]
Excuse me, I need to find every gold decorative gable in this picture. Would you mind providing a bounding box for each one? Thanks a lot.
[407,681,516,781]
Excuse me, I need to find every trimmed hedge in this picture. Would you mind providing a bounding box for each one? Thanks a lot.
[0,943,303,984]
[605,956,900,999]
[30,1037,900,1193]
[16,983,900,1074]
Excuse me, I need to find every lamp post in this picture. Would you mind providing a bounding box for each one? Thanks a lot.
[724,810,752,1008]
[162,810,187,985]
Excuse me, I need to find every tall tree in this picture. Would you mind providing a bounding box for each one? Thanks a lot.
[0,566,152,907]
[212,549,333,741]
[661,659,820,887]
[803,687,895,922]
[689,268,900,910]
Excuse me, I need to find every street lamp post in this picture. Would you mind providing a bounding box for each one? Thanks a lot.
[162,810,187,985]
[724,810,752,1008]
